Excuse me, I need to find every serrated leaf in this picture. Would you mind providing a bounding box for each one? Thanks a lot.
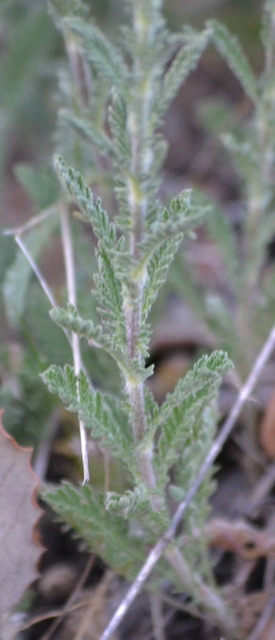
[41,365,134,468]
[64,16,128,87]
[106,486,149,518]
[77,370,134,465]
[0,413,42,636]
[54,155,118,249]
[94,246,126,345]
[43,482,145,579]
[50,304,105,346]
[135,190,207,273]
[174,405,218,496]
[155,351,232,481]
[142,236,182,322]
[208,20,259,105]
[59,110,114,158]
[49,304,130,374]
[106,486,168,534]
[108,90,130,165]
[159,26,210,114]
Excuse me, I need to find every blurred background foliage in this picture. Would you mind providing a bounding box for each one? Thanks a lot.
[0,0,263,457]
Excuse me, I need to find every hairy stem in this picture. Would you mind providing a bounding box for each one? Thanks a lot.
[123,2,234,629]
[124,1,159,503]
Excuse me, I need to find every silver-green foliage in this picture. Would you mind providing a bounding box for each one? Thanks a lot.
[167,2,275,375]
[42,0,232,619]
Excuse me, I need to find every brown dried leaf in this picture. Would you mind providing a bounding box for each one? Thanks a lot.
[0,411,43,637]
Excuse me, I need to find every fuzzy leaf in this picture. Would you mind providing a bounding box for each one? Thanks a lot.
[50,304,105,347]
[155,351,232,482]
[208,20,259,105]
[77,370,134,465]
[108,90,130,165]
[159,26,210,114]
[136,190,207,272]
[94,245,126,348]
[106,486,149,518]
[54,155,118,249]
[174,408,218,576]
[174,405,218,498]
[41,363,77,410]
[106,486,169,534]
[41,365,134,468]
[142,236,182,322]
[64,16,128,87]
[59,110,114,158]
[43,482,145,579]
[49,305,130,374]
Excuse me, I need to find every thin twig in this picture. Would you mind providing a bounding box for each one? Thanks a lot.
[18,597,95,633]
[15,235,57,309]
[3,204,58,237]
[13,234,72,346]
[8,214,94,385]
[60,203,90,484]
[100,323,275,640]
[6,207,92,482]
[18,601,90,632]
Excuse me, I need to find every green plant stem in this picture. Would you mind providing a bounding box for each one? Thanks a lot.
[14,234,57,310]
[124,1,160,505]
[123,3,235,633]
